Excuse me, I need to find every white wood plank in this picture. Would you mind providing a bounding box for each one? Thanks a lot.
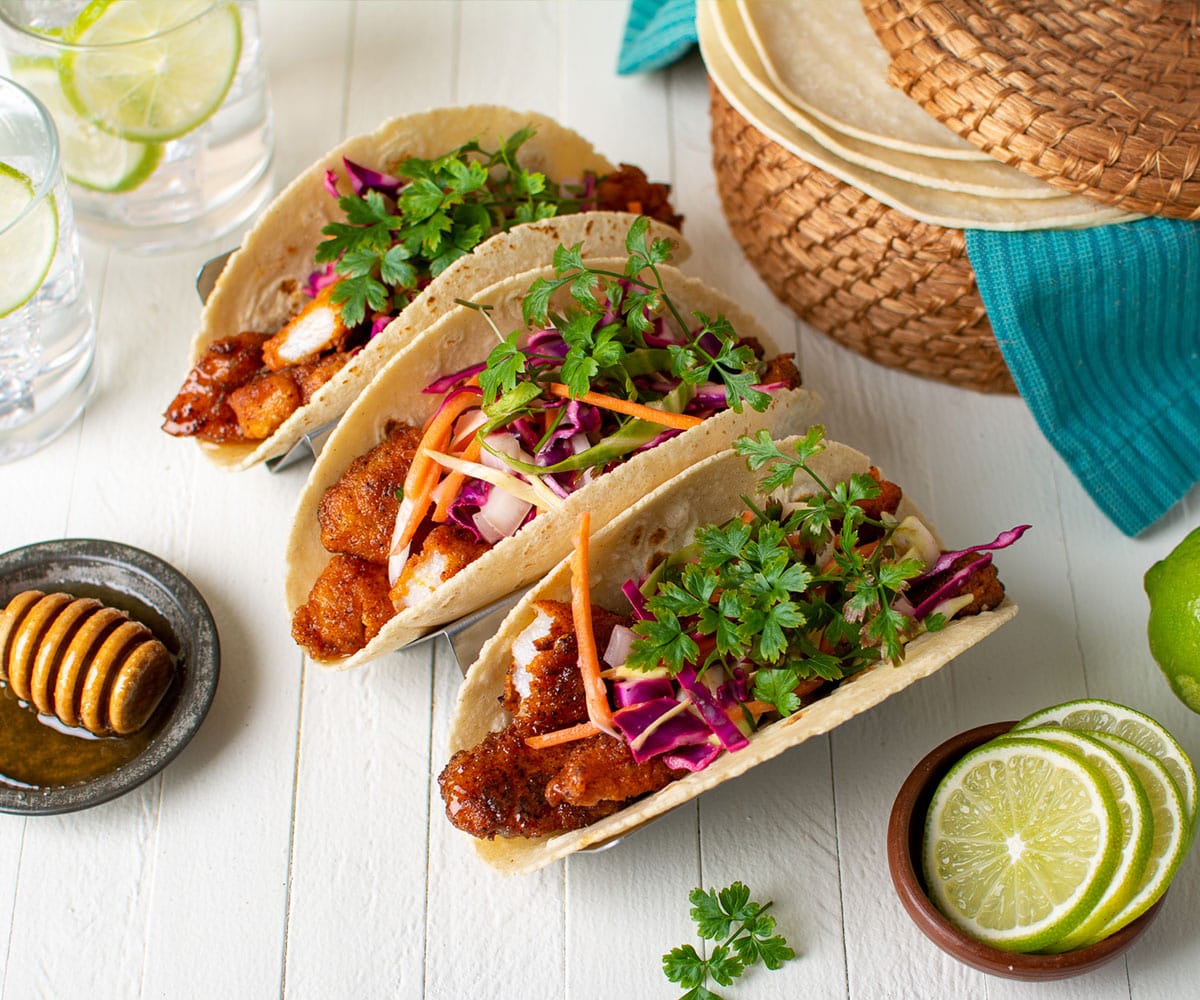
[424,640,565,1000]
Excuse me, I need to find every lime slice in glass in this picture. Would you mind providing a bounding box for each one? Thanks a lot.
[1014,697,1197,834]
[1000,728,1152,953]
[1082,731,1189,944]
[11,58,162,193]
[59,0,242,143]
[922,737,1122,952]
[0,163,58,319]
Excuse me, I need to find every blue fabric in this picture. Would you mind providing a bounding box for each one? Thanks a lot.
[617,1,1200,535]
[618,0,697,74]
[966,219,1200,536]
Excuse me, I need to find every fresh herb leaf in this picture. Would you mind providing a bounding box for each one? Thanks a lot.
[663,882,795,1000]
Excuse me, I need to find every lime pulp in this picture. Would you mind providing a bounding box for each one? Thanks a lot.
[59,0,243,143]
[0,163,58,319]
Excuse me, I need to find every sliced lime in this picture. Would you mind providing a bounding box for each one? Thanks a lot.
[59,0,242,143]
[922,737,1122,952]
[1014,697,1197,834]
[11,58,162,193]
[1081,731,1189,943]
[1000,728,1152,953]
[0,163,58,319]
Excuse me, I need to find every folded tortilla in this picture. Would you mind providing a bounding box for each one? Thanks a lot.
[285,262,821,669]
[186,104,689,470]
[446,438,1018,874]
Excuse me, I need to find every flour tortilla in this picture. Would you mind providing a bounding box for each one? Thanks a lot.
[737,0,985,159]
[446,438,1018,874]
[715,1,1064,199]
[285,262,821,670]
[185,104,689,470]
[698,1,1139,230]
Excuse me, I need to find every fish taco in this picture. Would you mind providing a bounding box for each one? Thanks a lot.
[163,105,686,469]
[285,219,820,669]
[439,428,1025,873]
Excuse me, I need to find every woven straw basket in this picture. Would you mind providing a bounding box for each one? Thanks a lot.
[710,0,1200,394]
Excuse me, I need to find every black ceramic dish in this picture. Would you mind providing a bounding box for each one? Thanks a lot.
[0,539,219,815]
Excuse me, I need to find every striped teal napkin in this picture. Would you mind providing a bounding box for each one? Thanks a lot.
[619,0,1200,534]
[966,220,1200,536]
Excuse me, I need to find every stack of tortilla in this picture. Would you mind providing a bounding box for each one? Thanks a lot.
[697,0,1140,231]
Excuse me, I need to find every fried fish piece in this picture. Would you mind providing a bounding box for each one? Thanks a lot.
[161,332,270,442]
[389,524,490,609]
[318,422,423,563]
[291,554,395,660]
[544,733,681,809]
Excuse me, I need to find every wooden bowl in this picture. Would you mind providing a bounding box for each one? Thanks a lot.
[887,721,1166,981]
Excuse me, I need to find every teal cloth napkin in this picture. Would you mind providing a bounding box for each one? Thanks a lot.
[966,220,1200,536]
[619,1,1200,535]
[618,0,697,74]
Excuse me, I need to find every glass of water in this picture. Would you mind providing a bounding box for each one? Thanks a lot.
[0,74,95,462]
[0,0,274,252]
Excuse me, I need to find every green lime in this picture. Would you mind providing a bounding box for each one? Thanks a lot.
[59,0,242,143]
[1146,526,1200,714]
[10,58,162,194]
[922,737,1123,952]
[0,163,58,319]
[1082,732,1190,943]
[1000,728,1152,953]
[1014,697,1197,834]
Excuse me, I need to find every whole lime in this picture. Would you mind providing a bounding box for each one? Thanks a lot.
[1145,525,1200,713]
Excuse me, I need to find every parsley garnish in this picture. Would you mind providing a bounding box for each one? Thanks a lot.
[626,425,927,701]
[478,216,772,410]
[663,882,795,1000]
[314,129,574,327]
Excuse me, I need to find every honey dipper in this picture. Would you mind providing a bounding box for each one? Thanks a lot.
[0,590,174,736]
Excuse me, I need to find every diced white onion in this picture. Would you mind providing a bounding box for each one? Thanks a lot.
[603,623,636,668]
[473,487,531,544]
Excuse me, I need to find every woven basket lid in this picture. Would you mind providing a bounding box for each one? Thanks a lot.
[861,0,1200,220]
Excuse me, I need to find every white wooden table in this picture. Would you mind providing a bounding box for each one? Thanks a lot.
[2,3,1198,997]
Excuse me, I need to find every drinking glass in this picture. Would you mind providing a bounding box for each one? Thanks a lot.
[0,75,95,462]
[0,0,274,252]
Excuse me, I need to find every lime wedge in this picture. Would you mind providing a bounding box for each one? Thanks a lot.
[11,58,162,193]
[1083,732,1189,943]
[922,737,1122,952]
[59,0,242,143]
[1001,728,1152,953]
[1014,698,1197,834]
[0,163,58,319]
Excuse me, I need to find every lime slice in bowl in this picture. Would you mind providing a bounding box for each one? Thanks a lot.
[998,728,1153,953]
[10,58,162,193]
[1082,731,1190,944]
[1014,697,1197,834]
[922,736,1123,952]
[59,0,242,143]
[0,163,58,319]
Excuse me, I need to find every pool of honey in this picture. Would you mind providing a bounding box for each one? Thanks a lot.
[0,583,178,790]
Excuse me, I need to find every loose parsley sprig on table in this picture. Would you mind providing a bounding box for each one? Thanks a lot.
[626,426,926,715]
[479,216,772,410]
[314,129,573,327]
[662,882,795,1000]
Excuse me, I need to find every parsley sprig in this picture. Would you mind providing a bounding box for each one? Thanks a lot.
[626,426,926,716]
[663,882,795,1000]
[479,216,772,410]
[314,129,574,327]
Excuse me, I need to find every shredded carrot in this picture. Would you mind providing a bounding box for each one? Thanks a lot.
[547,383,703,431]
[431,436,482,522]
[572,511,616,736]
[524,721,601,750]
[393,386,484,552]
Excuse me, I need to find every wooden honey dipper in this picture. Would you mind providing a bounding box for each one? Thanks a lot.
[0,590,174,736]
